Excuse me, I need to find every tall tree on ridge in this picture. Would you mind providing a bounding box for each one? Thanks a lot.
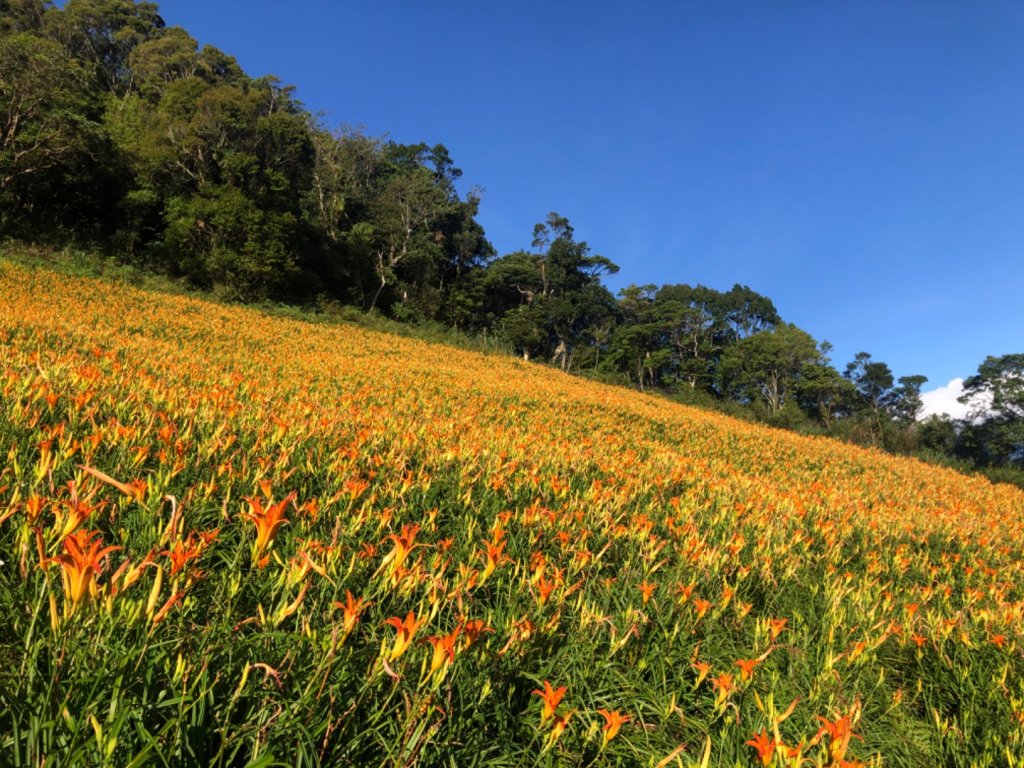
[485,213,618,367]
[957,354,1024,467]
[718,323,820,416]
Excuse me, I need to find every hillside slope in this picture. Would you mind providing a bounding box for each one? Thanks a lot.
[2,261,1023,767]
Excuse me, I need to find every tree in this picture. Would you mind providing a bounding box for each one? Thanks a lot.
[919,414,957,455]
[719,324,821,415]
[795,351,857,428]
[0,30,117,236]
[127,26,200,101]
[0,0,49,34]
[331,141,494,318]
[162,184,298,298]
[654,285,718,389]
[717,284,781,343]
[957,354,1024,467]
[366,165,450,312]
[434,186,494,328]
[842,352,928,447]
[0,0,498,312]
[650,283,779,392]
[844,352,894,416]
[891,374,928,426]
[961,354,1024,421]
[0,33,86,186]
[608,285,669,391]
[484,213,618,367]
[48,0,164,96]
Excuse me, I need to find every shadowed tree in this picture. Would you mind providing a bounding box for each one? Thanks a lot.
[652,283,779,391]
[47,0,164,96]
[0,28,121,237]
[891,374,928,426]
[844,352,895,417]
[484,213,618,367]
[957,354,1024,467]
[795,343,857,428]
[719,324,821,416]
[961,354,1024,421]
[608,285,670,391]
[0,0,49,34]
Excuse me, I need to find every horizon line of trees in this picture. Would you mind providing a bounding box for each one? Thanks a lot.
[2,0,1021,482]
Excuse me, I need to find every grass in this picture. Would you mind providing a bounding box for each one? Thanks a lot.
[1,259,1023,766]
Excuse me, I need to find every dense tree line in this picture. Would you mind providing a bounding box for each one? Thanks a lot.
[2,0,1020,481]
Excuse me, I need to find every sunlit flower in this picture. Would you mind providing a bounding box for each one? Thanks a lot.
[48,529,120,617]
[242,492,294,561]
[532,681,567,724]
[596,709,629,749]
[745,729,778,767]
[383,612,424,660]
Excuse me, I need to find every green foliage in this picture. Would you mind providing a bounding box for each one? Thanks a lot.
[955,355,1024,470]
[483,214,618,369]
[839,352,929,450]
[718,324,821,415]
[162,186,298,299]
[919,414,958,455]
[1,2,490,316]
[0,28,118,239]
[795,360,856,428]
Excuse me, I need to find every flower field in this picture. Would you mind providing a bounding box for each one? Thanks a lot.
[1,261,1023,767]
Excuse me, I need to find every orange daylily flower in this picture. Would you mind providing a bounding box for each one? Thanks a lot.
[343,477,369,500]
[735,657,760,682]
[163,529,217,577]
[692,660,712,687]
[532,680,567,723]
[692,597,712,619]
[546,709,573,748]
[333,590,372,636]
[381,523,420,585]
[480,528,508,582]
[596,709,630,749]
[535,573,557,605]
[814,710,861,763]
[745,728,779,767]
[24,495,45,525]
[459,617,493,648]
[711,671,734,707]
[720,581,735,606]
[54,486,100,541]
[424,628,461,675]
[242,492,295,560]
[383,523,420,567]
[638,581,656,604]
[383,611,424,660]
[48,528,121,616]
[768,617,788,641]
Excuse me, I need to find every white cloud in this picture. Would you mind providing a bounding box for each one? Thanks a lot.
[919,378,991,421]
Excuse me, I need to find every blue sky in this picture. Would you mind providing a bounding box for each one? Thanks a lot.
[150,1,1023,394]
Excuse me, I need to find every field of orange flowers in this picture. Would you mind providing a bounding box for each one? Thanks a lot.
[1,260,1023,767]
